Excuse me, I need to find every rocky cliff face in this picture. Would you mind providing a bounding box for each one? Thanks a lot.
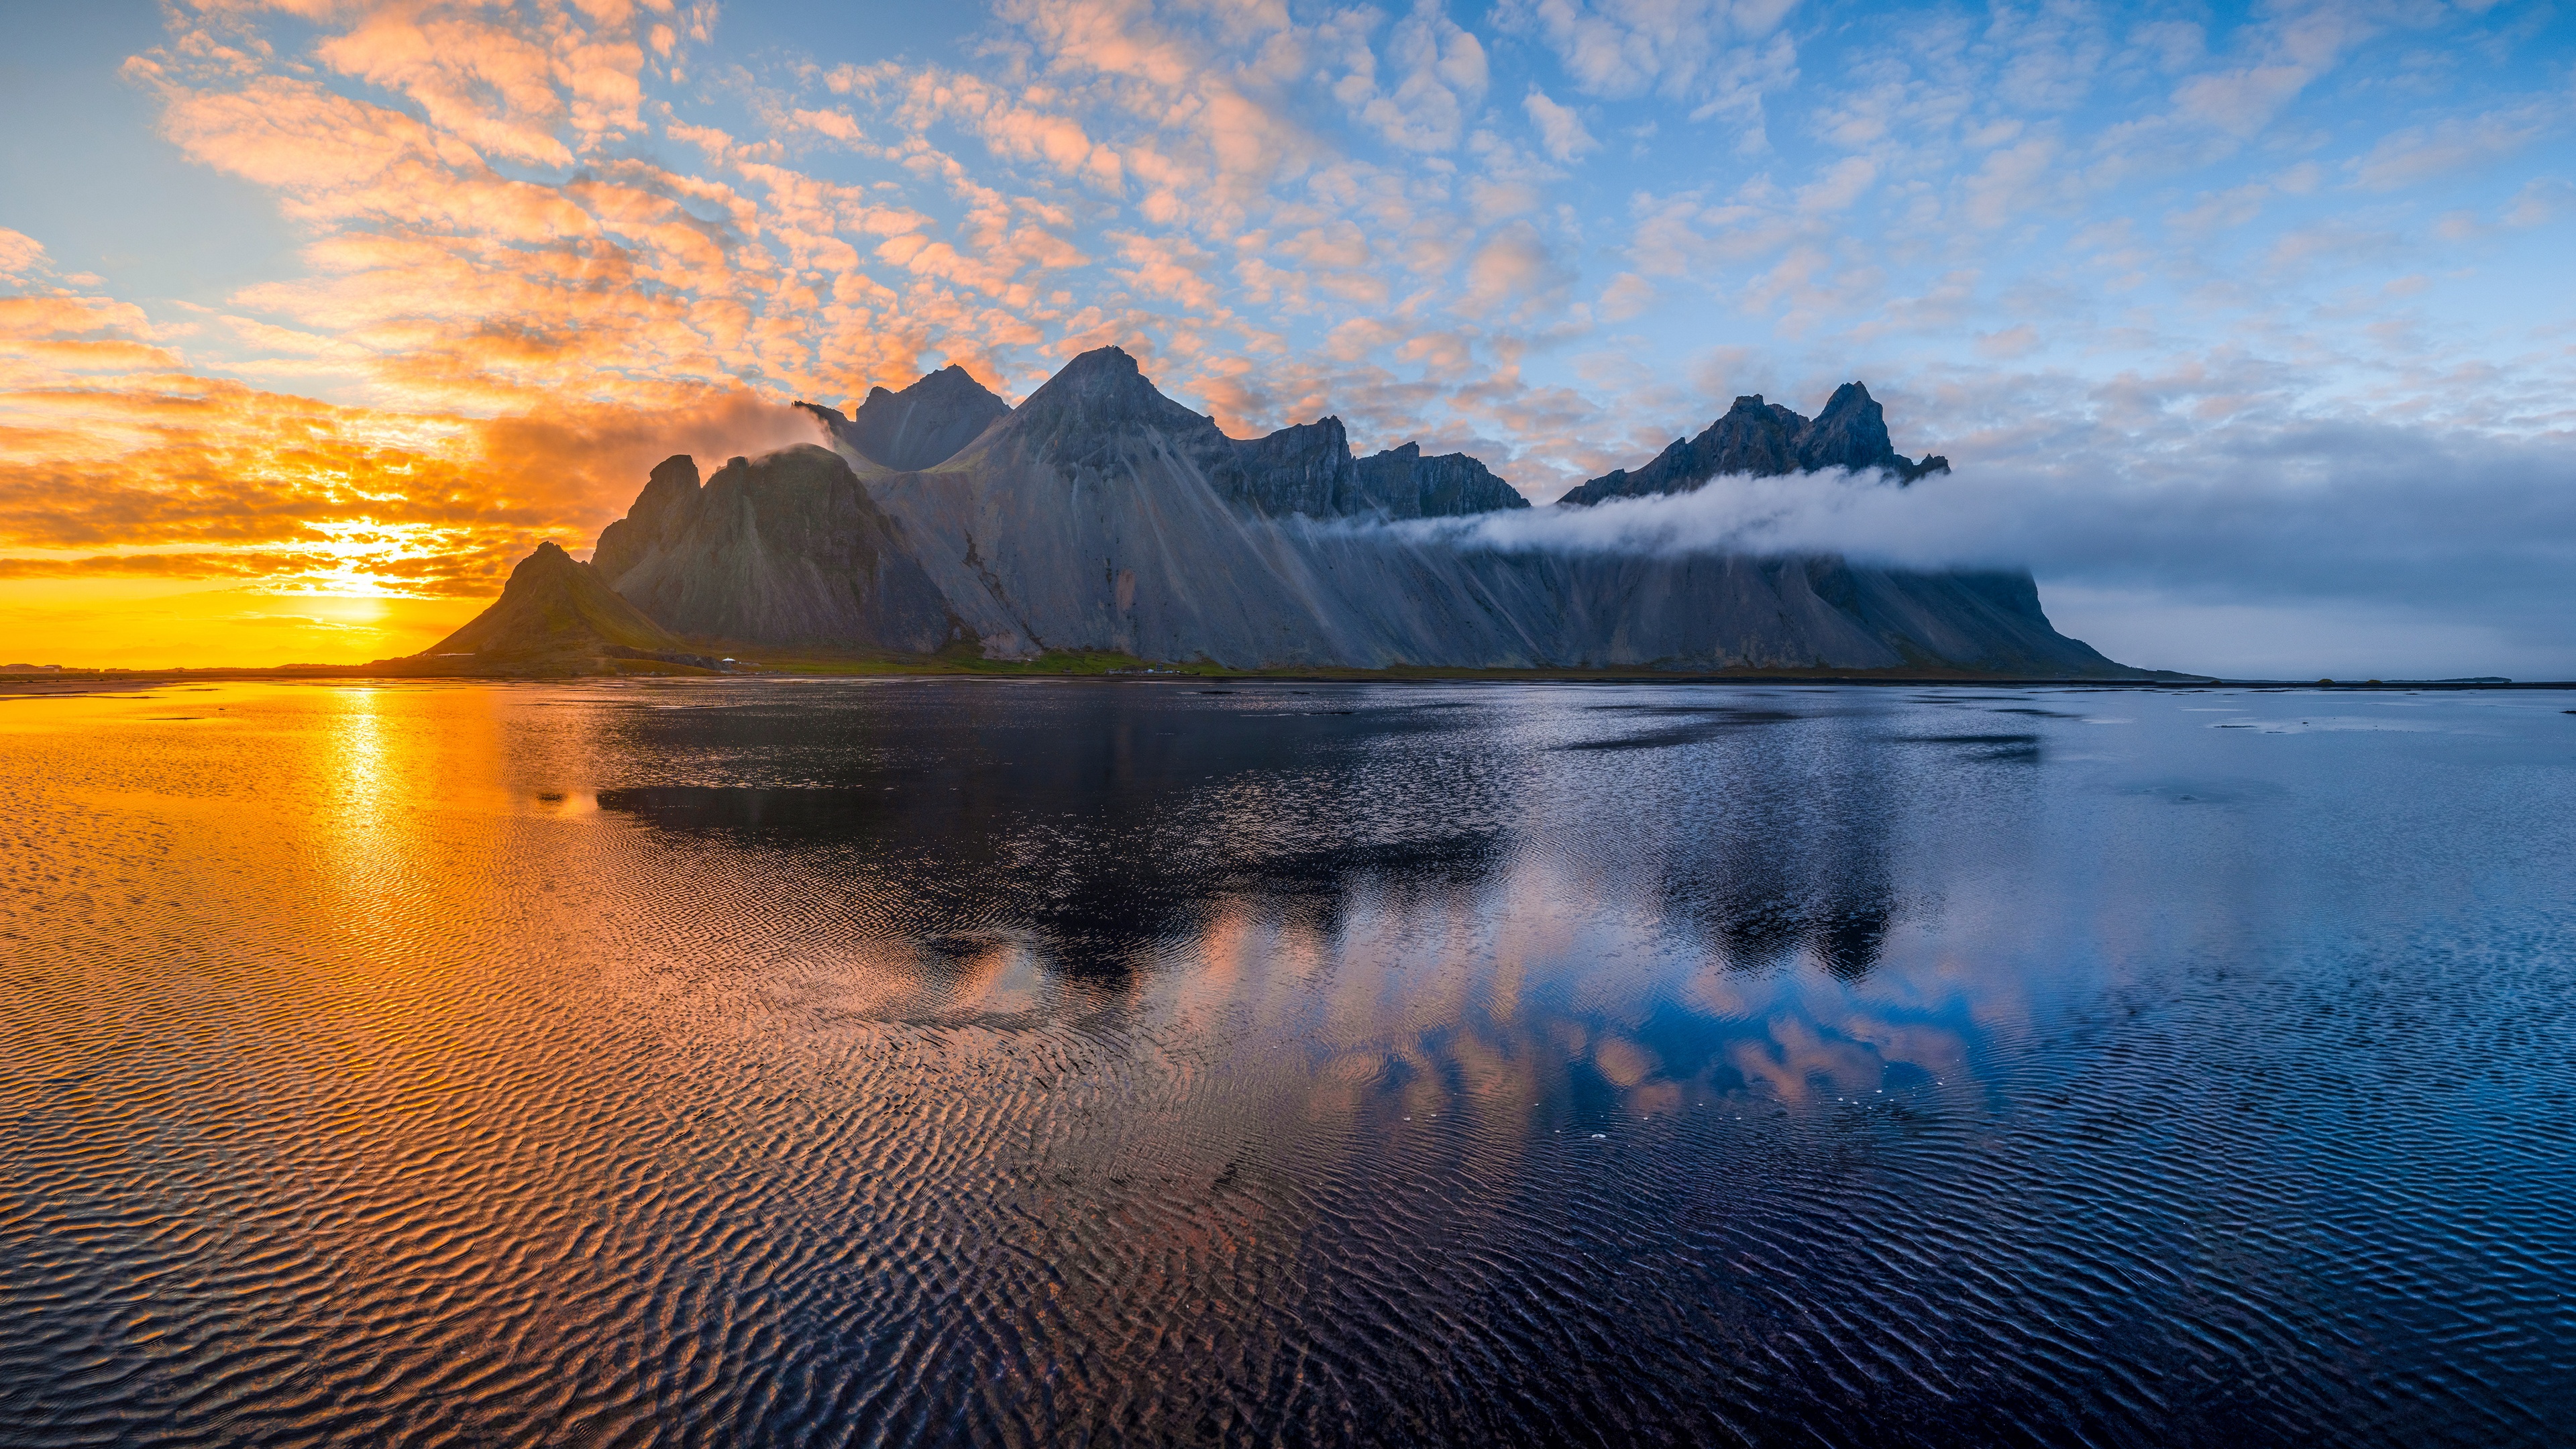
[798,363,1010,471]
[1224,416,1360,517]
[470,345,2129,677]
[1560,382,1949,506]
[587,444,959,651]
[1221,421,1532,521]
[1353,443,1529,519]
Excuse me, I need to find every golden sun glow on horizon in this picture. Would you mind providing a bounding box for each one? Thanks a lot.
[0,578,484,669]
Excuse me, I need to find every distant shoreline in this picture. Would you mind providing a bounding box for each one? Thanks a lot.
[6,664,2569,692]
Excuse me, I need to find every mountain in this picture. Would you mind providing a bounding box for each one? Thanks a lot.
[1201,419,1531,519]
[413,541,690,667]
[429,346,2138,678]
[1352,443,1529,519]
[837,347,2118,674]
[588,446,959,651]
[1560,383,1948,506]
[797,363,1010,470]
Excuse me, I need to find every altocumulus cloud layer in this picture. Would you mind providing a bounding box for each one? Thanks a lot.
[0,0,2569,674]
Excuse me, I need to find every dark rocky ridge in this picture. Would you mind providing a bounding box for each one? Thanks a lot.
[969,350,1530,521]
[1560,382,1948,506]
[588,446,959,651]
[1222,424,1532,520]
[798,363,1010,470]
[1226,416,1360,517]
[1353,443,1529,519]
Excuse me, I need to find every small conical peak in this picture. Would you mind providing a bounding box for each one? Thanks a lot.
[843,362,994,406]
[507,540,582,587]
[1379,441,1423,462]
[421,537,683,661]
[1726,394,1770,413]
[830,364,1012,470]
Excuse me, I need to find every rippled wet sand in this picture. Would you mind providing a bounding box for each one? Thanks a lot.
[4,679,2573,1446]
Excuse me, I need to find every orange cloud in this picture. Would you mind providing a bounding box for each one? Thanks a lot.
[1,280,818,604]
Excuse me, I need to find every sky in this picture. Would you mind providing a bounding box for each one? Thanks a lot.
[0,0,2569,676]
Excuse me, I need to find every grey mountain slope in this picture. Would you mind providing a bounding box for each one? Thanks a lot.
[578,345,2131,675]
[589,446,959,651]
[829,347,2129,674]
[798,364,1010,470]
[1562,382,1949,506]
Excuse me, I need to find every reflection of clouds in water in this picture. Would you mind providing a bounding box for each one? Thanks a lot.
[1731,1018,1886,1105]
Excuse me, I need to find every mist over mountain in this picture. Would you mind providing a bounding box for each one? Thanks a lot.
[436,347,2138,677]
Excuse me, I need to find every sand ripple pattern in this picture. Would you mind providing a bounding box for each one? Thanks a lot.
[3,679,2573,1446]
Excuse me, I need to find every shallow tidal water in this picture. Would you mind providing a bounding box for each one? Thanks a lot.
[3,678,2573,1447]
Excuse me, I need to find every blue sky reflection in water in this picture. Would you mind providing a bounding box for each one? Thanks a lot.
[3,678,2573,1444]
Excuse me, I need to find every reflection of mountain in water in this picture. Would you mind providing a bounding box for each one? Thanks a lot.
[592,688,1512,979]
[1558,699,1901,978]
[582,684,1981,991]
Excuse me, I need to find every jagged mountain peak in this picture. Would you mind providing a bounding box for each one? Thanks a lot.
[1022,346,1196,415]
[1354,442,1529,519]
[1794,382,1914,480]
[645,452,701,487]
[1559,380,1948,506]
[587,442,959,653]
[865,361,992,405]
[800,363,1010,471]
[980,348,1531,522]
[992,346,1216,466]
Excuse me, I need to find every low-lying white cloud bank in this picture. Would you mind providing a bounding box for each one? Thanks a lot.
[1350,421,2576,679]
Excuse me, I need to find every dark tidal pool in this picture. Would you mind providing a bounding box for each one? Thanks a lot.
[3,678,2573,1447]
